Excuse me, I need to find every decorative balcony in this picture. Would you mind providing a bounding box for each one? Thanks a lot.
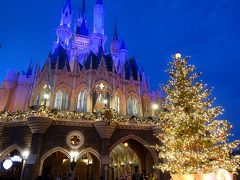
[0,106,159,130]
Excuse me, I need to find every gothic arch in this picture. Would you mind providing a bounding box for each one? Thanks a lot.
[0,144,23,161]
[76,148,101,163]
[54,82,71,94]
[93,80,112,93]
[31,82,52,105]
[109,134,158,164]
[39,147,70,176]
[76,83,88,94]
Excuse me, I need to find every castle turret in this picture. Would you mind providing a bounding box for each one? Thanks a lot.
[91,0,107,54]
[70,0,90,70]
[56,0,73,46]
[93,0,104,35]
[111,23,120,67]
[0,70,18,111]
[12,63,34,111]
[119,40,127,61]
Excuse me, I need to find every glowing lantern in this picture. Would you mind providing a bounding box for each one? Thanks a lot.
[3,159,13,170]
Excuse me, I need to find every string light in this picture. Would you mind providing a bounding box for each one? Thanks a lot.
[152,55,240,175]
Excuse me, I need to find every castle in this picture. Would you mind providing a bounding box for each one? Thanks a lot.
[0,0,165,179]
[0,0,161,116]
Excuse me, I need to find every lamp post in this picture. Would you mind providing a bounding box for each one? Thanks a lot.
[152,103,159,116]
[43,93,50,106]
[103,99,108,108]
[20,150,29,180]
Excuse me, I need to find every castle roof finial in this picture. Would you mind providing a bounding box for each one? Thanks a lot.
[78,0,86,20]
[113,22,118,41]
[26,60,33,78]
[63,0,72,14]
[96,0,103,5]
[120,39,127,50]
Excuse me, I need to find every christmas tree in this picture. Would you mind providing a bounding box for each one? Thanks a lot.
[154,53,240,175]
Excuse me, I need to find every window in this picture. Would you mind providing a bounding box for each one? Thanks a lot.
[54,90,68,110]
[115,95,120,113]
[34,84,51,106]
[77,91,87,112]
[92,82,110,112]
[127,96,138,116]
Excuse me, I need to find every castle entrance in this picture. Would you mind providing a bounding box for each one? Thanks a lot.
[109,138,156,180]
[0,148,24,180]
[41,150,101,180]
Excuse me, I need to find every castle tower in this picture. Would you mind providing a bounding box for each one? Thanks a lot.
[71,0,90,70]
[93,0,104,34]
[120,40,128,62]
[111,23,120,67]
[56,0,73,46]
[91,0,107,54]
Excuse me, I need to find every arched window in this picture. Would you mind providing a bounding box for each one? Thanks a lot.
[34,84,51,106]
[92,82,111,112]
[54,90,68,110]
[115,95,120,114]
[77,91,87,112]
[127,96,138,116]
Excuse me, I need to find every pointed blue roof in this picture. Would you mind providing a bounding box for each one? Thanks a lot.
[63,0,72,14]
[26,62,33,78]
[120,40,127,50]
[48,44,71,71]
[79,0,86,19]
[76,19,89,36]
[113,23,118,41]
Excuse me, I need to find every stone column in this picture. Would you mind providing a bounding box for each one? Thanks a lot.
[0,121,5,149]
[0,121,5,136]
[22,116,52,180]
[94,121,117,179]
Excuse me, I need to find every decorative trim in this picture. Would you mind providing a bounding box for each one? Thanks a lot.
[66,130,84,149]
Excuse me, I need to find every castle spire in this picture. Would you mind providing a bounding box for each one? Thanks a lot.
[93,0,104,34]
[113,22,118,41]
[61,0,72,27]
[80,0,86,19]
[96,0,103,5]
[26,60,33,78]
[56,0,72,46]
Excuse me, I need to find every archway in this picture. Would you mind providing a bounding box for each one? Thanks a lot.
[74,149,101,180]
[0,145,24,179]
[41,151,69,179]
[40,148,101,180]
[109,135,158,180]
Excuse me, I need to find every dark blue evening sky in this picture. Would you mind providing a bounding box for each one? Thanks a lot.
[0,0,239,139]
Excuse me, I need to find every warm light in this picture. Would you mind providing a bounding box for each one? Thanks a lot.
[120,162,124,166]
[103,99,108,105]
[175,52,181,59]
[22,150,30,160]
[123,142,128,147]
[152,103,159,110]
[3,159,13,170]
[11,155,22,162]
[216,169,232,180]
[70,151,78,162]
[43,93,50,100]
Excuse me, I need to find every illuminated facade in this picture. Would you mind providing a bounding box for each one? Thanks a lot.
[0,0,164,179]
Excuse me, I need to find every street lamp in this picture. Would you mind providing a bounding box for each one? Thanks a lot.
[20,150,29,180]
[152,103,159,116]
[43,93,50,106]
[103,99,108,108]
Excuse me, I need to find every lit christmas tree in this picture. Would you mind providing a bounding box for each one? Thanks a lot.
[154,53,240,175]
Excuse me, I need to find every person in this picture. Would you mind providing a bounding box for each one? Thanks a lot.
[152,172,157,180]
[56,175,61,180]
